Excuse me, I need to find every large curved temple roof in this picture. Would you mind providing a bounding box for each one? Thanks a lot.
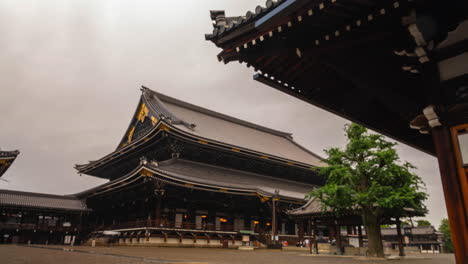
[76,87,325,175]
[0,149,19,178]
[147,88,323,165]
[77,157,316,202]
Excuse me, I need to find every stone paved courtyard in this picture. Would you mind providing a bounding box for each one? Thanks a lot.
[0,245,455,264]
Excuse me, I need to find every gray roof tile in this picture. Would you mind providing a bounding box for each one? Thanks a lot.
[381,226,437,236]
[0,189,88,212]
[287,198,329,216]
[150,89,325,166]
[154,158,316,201]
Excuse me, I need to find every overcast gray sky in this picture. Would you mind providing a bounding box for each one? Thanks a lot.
[0,0,447,227]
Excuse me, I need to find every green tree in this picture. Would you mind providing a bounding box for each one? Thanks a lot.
[416,220,432,227]
[439,218,453,253]
[309,123,427,257]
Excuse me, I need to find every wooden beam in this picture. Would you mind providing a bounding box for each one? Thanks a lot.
[254,73,435,155]
[272,196,277,244]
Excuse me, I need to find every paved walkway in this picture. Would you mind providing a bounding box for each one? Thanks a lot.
[0,245,455,264]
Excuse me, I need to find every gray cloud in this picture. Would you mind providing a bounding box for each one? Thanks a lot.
[0,0,447,227]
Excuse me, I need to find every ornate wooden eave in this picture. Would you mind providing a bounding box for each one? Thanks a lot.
[76,157,313,204]
[206,0,468,156]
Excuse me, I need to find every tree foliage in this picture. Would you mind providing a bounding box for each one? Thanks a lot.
[416,220,432,227]
[308,123,428,257]
[439,218,453,253]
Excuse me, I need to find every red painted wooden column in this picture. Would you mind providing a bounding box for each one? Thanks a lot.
[432,125,468,264]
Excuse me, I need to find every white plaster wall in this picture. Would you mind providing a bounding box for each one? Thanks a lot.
[181,238,194,244]
[196,239,208,245]
[166,238,179,244]
[210,239,221,245]
[148,237,164,243]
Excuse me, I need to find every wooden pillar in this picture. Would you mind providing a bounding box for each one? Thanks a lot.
[328,225,335,242]
[396,218,405,257]
[357,225,363,247]
[271,197,277,244]
[313,219,319,254]
[432,126,468,264]
[155,197,161,227]
[298,219,304,241]
[147,215,152,227]
[308,219,313,254]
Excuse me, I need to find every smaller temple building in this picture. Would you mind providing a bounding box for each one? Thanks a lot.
[0,148,90,245]
[288,198,429,255]
[0,189,89,245]
[381,226,444,253]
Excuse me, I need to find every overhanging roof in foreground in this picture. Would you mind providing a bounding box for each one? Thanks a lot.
[206,1,468,155]
[78,157,316,202]
[0,150,19,178]
[0,189,89,212]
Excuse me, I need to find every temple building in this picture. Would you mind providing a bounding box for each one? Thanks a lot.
[72,86,325,247]
[381,226,444,253]
[0,148,88,245]
[0,87,326,247]
[0,190,88,244]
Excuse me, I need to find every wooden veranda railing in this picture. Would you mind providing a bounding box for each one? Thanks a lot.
[0,222,82,232]
[94,219,248,233]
